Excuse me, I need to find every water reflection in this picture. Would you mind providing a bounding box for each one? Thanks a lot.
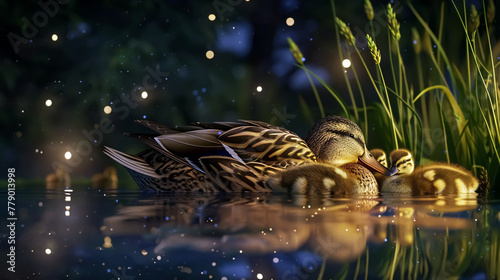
[99,192,498,279]
[10,190,500,279]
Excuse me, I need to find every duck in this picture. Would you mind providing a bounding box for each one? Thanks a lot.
[91,166,118,190]
[46,167,71,190]
[381,149,479,195]
[104,116,392,194]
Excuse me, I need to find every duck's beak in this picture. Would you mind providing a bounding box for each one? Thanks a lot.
[358,147,395,176]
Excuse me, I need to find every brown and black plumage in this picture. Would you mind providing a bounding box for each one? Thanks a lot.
[105,116,391,193]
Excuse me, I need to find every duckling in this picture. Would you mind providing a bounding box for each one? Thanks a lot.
[46,167,71,190]
[381,149,479,195]
[91,166,118,190]
[369,149,389,189]
[104,116,391,193]
[370,149,388,168]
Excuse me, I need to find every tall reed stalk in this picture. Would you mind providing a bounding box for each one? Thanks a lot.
[289,0,499,189]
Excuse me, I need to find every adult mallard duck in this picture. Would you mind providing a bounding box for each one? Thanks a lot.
[381,149,479,195]
[104,115,391,194]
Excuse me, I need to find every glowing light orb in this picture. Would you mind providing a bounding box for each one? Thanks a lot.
[208,14,216,21]
[45,249,52,254]
[45,99,52,107]
[286,17,295,26]
[256,86,262,92]
[141,91,148,99]
[64,151,72,160]
[342,58,351,68]
[51,34,58,41]
[206,50,214,59]
[257,273,263,279]
[103,106,112,114]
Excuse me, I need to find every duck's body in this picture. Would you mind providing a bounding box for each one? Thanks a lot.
[105,116,390,193]
[381,149,479,195]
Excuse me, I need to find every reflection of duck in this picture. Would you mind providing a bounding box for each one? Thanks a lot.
[381,149,479,195]
[105,116,390,194]
[91,166,118,190]
[46,167,71,189]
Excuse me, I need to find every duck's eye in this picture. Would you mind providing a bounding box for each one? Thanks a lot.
[349,133,354,138]
[369,153,373,157]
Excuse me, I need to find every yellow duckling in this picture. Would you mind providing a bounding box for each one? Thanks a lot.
[91,166,118,190]
[369,149,389,189]
[46,167,71,190]
[381,149,479,195]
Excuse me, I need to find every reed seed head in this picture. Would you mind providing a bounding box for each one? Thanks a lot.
[487,0,495,24]
[411,28,421,54]
[364,0,374,21]
[469,5,480,32]
[335,17,356,46]
[287,37,304,64]
[387,4,401,41]
[366,34,381,64]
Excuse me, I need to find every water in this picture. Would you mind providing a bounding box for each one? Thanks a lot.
[3,189,499,280]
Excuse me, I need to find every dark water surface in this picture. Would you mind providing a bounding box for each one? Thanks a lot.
[2,188,499,280]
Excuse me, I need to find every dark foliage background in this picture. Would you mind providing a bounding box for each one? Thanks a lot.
[1,0,497,184]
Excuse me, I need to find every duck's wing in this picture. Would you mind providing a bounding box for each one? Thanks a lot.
[238,119,296,135]
[219,126,317,166]
[199,156,271,192]
[104,147,217,192]
[134,119,203,134]
[125,129,231,172]
[192,121,250,130]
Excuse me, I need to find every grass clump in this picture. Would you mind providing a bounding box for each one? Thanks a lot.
[288,0,499,191]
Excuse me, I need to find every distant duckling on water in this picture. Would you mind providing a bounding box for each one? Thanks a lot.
[91,166,118,190]
[46,167,71,190]
[381,149,479,195]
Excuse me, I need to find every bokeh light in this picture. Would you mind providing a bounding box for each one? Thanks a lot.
[206,50,214,59]
[103,105,112,114]
[286,17,295,26]
[342,58,351,68]
[64,151,72,160]
[45,99,52,107]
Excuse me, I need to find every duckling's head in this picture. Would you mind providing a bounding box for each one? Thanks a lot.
[369,149,387,168]
[389,149,414,174]
[305,116,392,175]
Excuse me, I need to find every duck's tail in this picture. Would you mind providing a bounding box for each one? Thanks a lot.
[103,146,160,191]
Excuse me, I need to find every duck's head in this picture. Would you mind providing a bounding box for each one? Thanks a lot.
[304,116,393,176]
[389,149,414,174]
[369,149,388,168]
